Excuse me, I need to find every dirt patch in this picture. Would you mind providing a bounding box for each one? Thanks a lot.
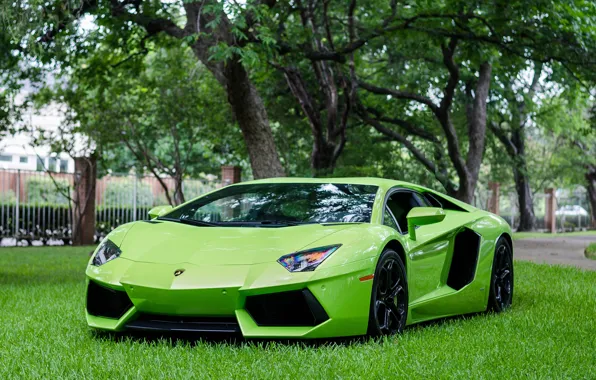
[514,235,596,270]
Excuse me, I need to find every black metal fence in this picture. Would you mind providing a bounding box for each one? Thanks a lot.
[0,169,218,246]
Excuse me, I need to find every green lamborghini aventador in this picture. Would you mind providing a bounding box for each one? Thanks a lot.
[86,177,513,338]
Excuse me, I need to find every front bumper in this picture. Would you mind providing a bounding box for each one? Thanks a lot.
[85,257,375,338]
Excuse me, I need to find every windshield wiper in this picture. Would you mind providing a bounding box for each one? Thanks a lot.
[159,217,219,227]
[254,220,319,226]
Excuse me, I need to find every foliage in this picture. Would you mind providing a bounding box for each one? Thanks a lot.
[34,40,244,204]
[585,243,596,260]
[3,0,596,226]
[0,248,595,378]
[0,189,16,204]
[25,177,70,205]
[182,180,219,201]
[103,181,154,207]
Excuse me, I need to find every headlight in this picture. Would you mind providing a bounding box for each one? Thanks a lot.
[277,245,341,272]
[91,239,122,266]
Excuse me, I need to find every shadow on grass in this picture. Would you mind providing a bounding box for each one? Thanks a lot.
[91,329,369,347]
[90,310,500,348]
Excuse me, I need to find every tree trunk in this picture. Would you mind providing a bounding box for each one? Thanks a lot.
[586,166,596,228]
[223,59,285,179]
[511,128,535,231]
[454,174,475,204]
[514,166,535,231]
[173,174,185,206]
[280,65,346,177]
[183,2,285,180]
[312,141,337,176]
[72,156,97,246]
[456,62,492,205]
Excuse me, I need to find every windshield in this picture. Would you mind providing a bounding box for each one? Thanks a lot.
[160,183,378,226]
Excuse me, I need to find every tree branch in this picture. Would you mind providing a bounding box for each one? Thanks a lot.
[358,81,440,115]
[439,37,459,113]
[488,121,517,158]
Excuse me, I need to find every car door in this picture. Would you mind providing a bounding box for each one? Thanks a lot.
[383,189,453,303]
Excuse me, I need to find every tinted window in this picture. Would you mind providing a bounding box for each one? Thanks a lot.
[414,192,432,207]
[383,207,399,231]
[163,183,378,226]
[423,192,443,208]
[386,191,424,232]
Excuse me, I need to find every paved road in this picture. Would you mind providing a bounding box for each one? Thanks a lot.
[514,235,596,270]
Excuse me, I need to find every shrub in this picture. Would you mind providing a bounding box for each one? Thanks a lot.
[103,180,154,207]
[586,243,596,260]
[26,177,70,205]
[0,189,16,204]
[182,179,218,200]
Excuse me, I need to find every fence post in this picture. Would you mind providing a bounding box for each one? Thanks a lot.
[487,182,500,214]
[544,188,556,234]
[15,169,20,238]
[221,165,242,186]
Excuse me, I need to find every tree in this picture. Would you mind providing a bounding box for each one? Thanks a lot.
[27,0,285,179]
[357,34,492,203]
[261,1,360,176]
[488,63,543,231]
[350,0,595,203]
[37,42,240,206]
[0,3,37,138]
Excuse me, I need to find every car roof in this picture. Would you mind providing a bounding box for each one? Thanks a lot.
[235,177,416,192]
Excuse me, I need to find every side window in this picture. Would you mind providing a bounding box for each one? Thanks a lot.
[386,191,424,233]
[423,192,443,208]
[413,192,432,207]
[383,206,399,231]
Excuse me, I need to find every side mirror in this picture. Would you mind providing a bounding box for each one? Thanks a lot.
[406,207,446,240]
[148,205,173,219]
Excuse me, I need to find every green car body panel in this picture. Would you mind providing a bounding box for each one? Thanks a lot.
[86,177,512,338]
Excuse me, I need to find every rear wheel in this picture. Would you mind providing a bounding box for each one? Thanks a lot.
[488,237,514,312]
[367,249,408,336]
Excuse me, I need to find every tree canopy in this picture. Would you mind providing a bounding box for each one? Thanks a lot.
[2,0,596,225]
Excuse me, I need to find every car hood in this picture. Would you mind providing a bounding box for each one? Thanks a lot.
[117,220,355,266]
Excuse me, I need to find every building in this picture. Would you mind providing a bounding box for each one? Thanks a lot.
[0,105,75,173]
[0,148,74,173]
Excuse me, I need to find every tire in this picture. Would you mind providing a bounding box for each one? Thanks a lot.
[367,249,408,336]
[487,237,514,312]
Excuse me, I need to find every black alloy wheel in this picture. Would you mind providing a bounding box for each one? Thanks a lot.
[368,249,408,336]
[488,238,514,312]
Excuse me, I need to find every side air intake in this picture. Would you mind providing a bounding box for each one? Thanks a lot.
[447,228,481,290]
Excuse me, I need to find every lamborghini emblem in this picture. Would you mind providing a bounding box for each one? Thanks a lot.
[174,269,185,277]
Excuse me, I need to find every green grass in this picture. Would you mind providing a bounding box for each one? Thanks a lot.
[513,230,596,240]
[586,243,596,260]
[1,247,595,379]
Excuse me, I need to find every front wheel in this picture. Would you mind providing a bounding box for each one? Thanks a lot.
[488,237,514,312]
[367,249,408,336]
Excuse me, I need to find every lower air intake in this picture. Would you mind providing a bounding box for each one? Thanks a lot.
[245,289,329,326]
[126,314,240,333]
[86,281,133,319]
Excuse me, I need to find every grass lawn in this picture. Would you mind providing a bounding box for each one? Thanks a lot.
[586,243,596,260]
[513,230,596,240]
[1,246,595,379]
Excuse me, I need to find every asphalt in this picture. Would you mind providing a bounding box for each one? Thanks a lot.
[514,235,596,270]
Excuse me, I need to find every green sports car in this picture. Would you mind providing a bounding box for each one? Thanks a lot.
[86,178,514,338]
